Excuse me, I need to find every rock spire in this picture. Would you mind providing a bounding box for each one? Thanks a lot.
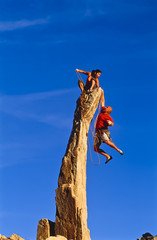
[54,88,102,240]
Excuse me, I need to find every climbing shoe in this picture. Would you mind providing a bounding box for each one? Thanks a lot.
[105,156,112,164]
[119,150,124,155]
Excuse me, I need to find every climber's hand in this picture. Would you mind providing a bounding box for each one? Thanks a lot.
[107,120,113,126]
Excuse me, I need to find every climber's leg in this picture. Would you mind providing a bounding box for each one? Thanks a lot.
[104,140,124,155]
[94,144,111,159]
[78,80,85,92]
[100,89,105,107]
[94,131,112,160]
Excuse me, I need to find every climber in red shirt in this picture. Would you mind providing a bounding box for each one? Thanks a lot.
[76,68,105,107]
[94,106,124,164]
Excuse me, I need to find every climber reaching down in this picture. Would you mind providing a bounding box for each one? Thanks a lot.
[93,106,124,164]
[76,68,105,107]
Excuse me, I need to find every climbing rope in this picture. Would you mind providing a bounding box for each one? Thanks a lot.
[76,70,83,81]
[88,124,101,166]
[76,70,101,166]
[92,100,101,136]
[88,102,101,166]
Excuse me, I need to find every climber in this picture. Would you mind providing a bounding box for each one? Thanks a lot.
[76,68,105,107]
[93,106,124,164]
[76,68,101,92]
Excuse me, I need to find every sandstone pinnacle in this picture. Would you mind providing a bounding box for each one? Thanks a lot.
[55,88,102,240]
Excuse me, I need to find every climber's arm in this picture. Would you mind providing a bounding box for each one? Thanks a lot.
[76,69,91,76]
[107,120,114,126]
[91,78,99,91]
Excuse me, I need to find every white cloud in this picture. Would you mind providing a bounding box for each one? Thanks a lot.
[0,18,49,32]
[0,88,78,168]
[0,88,77,102]
[13,88,77,101]
[0,88,78,127]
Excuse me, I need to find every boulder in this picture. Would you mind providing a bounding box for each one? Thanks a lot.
[37,218,55,240]
[137,233,157,240]
[46,235,67,240]
[0,234,24,240]
[0,235,7,240]
[8,234,24,240]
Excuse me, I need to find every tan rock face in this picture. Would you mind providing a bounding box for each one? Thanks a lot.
[37,219,51,240]
[37,219,55,240]
[0,235,7,240]
[137,233,157,240]
[46,236,67,240]
[0,234,24,240]
[8,234,24,240]
[55,89,102,240]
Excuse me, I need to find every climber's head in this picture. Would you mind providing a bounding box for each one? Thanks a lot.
[91,69,102,78]
[95,69,102,77]
[101,106,112,114]
[106,106,112,114]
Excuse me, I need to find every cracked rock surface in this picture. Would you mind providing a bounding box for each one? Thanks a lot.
[55,89,102,240]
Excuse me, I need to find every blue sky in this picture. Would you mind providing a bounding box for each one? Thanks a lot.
[0,0,157,239]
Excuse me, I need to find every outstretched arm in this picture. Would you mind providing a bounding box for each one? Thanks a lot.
[76,69,91,76]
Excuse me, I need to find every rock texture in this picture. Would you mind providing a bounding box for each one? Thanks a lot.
[37,219,51,240]
[46,236,67,240]
[0,235,6,240]
[0,234,24,240]
[137,233,157,240]
[55,89,102,240]
[37,219,55,240]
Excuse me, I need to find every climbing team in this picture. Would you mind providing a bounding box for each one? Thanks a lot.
[76,68,124,164]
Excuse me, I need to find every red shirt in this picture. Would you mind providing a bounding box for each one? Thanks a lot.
[96,113,113,130]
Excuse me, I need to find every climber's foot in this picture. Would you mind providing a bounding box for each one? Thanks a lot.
[119,150,124,155]
[105,156,112,164]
